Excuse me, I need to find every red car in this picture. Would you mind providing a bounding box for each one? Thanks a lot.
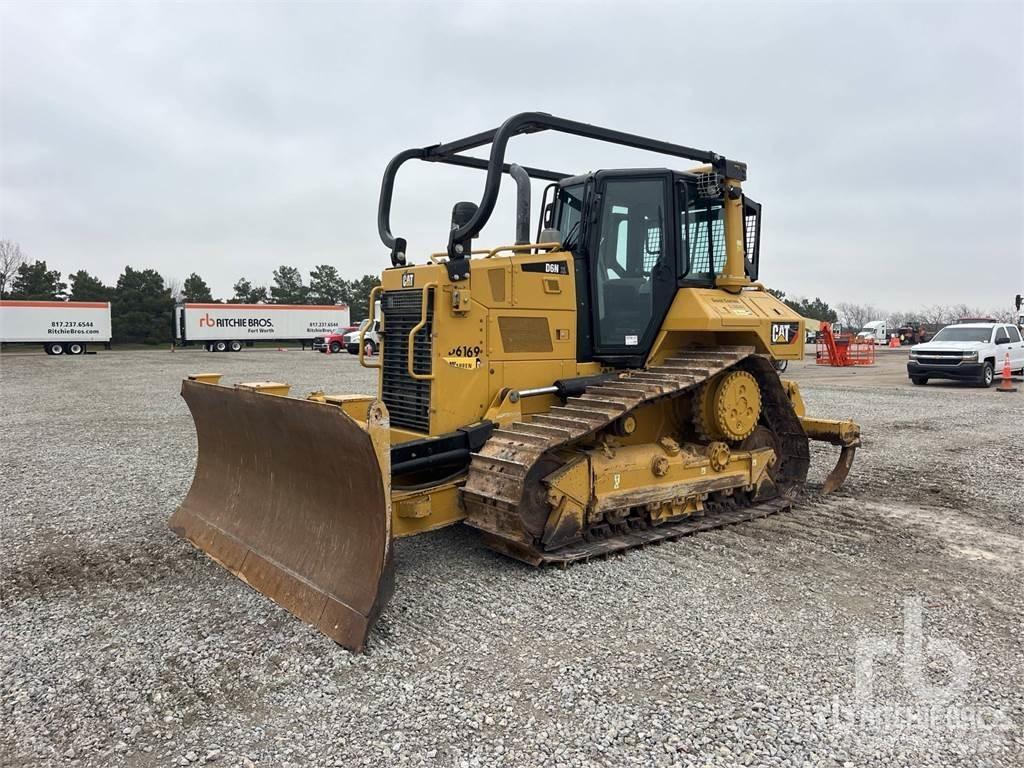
[312,325,358,353]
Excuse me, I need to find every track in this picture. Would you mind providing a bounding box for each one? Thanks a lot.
[480,497,794,566]
[462,347,810,564]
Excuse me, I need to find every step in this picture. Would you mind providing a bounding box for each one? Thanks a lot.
[470,453,528,476]
[511,422,572,440]
[587,385,651,401]
[566,396,627,413]
[549,406,608,424]
[662,357,729,369]
[490,428,550,447]
[644,368,705,380]
[530,414,591,433]
[625,372,691,386]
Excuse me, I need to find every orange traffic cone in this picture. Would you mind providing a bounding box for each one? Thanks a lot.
[888,335,900,348]
[996,352,1017,393]
[325,342,331,355]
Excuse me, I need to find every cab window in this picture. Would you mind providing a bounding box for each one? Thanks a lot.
[593,178,667,348]
[554,184,584,249]
[681,200,725,282]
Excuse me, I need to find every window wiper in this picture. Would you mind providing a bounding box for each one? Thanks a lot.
[561,220,581,250]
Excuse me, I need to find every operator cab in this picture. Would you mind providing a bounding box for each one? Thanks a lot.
[543,169,762,362]
[377,112,762,365]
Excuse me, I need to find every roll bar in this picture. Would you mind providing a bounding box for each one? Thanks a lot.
[377,111,745,275]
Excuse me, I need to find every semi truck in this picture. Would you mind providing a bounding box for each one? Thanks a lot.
[0,300,112,355]
[856,320,888,344]
[174,303,350,351]
[857,319,937,345]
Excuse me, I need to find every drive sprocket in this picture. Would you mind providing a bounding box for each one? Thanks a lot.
[694,370,762,442]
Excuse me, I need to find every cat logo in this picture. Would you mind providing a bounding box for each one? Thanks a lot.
[401,272,415,288]
[771,322,800,344]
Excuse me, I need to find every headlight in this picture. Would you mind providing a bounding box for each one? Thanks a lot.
[909,350,920,358]
[961,351,978,361]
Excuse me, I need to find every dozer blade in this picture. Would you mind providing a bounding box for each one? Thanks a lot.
[799,416,861,495]
[169,378,393,652]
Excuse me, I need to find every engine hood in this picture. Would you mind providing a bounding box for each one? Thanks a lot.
[911,340,986,353]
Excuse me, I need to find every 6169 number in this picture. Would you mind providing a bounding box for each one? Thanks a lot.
[447,345,482,358]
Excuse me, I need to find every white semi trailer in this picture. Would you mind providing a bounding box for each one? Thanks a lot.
[0,300,112,355]
[175,303,350,352]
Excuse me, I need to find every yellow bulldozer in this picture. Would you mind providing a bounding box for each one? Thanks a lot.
[170,113,861,651]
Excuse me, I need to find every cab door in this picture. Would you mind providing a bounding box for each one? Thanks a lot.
[1005,324,1024,370]
[587,172,676,364]
[993,325,1017,374]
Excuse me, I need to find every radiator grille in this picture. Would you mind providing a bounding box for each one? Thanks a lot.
[381,289,433,432]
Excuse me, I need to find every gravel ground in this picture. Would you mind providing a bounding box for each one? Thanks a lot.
[2,347,1022,767]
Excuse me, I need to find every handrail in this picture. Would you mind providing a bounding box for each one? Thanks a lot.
[428,242,564,263]
[358,286,383,369]
[428,249,490,263]
[406,283,437,381]
[482,242,562,259]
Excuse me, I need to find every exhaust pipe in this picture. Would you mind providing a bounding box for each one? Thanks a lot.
[509,163,531,245]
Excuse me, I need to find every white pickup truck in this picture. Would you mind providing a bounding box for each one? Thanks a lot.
[907,322,1024,387]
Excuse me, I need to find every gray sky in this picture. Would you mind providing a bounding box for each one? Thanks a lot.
[1,1,1021,312]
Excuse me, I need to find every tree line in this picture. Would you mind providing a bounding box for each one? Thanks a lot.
[0,240,379,345]
[832,302,1018,332]
[766,289,1016,331]
[4,238,1015,346]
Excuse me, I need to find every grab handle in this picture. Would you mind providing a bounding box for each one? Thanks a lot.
[406,283,436,381]
[358,286,383,369]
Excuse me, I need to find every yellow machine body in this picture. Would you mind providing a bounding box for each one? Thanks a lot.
[363,248,810,537]
[170,113,861,651]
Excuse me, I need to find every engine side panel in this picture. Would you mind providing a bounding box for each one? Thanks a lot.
[377,252,600,438]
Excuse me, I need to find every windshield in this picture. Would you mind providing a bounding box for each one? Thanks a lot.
[358,318,371,332]
[930,326,992,343]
